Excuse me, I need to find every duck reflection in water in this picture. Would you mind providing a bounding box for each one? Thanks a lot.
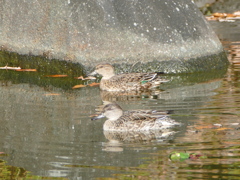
[92,103,180,151]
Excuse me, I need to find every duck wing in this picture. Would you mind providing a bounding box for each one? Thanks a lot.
[122,111,157,122]
[128,109,171,115]
[112,73,156,83]
[120,111,160,130]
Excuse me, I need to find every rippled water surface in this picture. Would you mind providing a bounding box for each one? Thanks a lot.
[0,18,240,180]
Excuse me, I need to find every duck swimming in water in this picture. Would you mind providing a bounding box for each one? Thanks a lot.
[91,103,180,131]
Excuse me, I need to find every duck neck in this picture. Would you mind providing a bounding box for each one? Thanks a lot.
[102,72,115,80]
[106,111,123,121]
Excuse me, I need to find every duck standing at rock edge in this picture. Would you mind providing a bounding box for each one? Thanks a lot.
[89,63,168,91]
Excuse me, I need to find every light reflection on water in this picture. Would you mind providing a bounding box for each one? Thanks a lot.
[0,22,240,180]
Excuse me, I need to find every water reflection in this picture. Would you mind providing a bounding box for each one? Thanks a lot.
[0,65,230,179]
[0,23,240,180]
[102,129,177,152]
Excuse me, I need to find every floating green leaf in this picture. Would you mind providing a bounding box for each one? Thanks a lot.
[169,152,207,161]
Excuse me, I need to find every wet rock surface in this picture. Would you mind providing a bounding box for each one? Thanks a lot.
[0,0,228,73]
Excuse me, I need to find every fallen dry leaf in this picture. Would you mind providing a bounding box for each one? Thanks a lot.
[45,93,61,96]
[195,125,214,130]
[85,76,96,80]
[0,66,21,70]
[206,11,240,21]
[15,69,37,72]
[233,11,240,16]
[89,114,99,118]
[72,84,87,89]
[206,16,218,21]
[45,74,68,77]
[215,127,232,131]
[226,13,235,17]
[75,76,84,80]
[229,123,239,126]
[88,82,100,87]
[223,141,240,145]
[212,13,228,17]
[75,76,96,80]
[213,123,222,127]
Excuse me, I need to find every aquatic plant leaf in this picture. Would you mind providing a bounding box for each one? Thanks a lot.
[189,154,207,160]
[170,152,207,161]
[169,152,190,161]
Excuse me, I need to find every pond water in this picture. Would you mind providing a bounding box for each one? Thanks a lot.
[0,18,240,180]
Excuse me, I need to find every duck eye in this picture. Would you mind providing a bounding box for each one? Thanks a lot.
[105,104,111,108]
[98,65,103,68]
[104,104,114,111]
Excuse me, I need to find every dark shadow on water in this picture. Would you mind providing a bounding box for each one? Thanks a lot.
[0,50,229,91]
[0,50,87,90]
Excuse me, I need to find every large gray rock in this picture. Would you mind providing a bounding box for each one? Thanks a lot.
[0,0,228,73]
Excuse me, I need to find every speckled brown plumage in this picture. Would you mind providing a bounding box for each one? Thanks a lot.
[89,63,168,91]
[91,103,180,131]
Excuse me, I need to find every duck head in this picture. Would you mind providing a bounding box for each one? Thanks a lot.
[91,103,123,121]
[89,63,115,79]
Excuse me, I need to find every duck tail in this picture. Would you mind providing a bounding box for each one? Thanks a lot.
[156,72,165,75]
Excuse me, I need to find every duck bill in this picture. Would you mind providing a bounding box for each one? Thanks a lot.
[88,71,97,76]
[91,113,105,121]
